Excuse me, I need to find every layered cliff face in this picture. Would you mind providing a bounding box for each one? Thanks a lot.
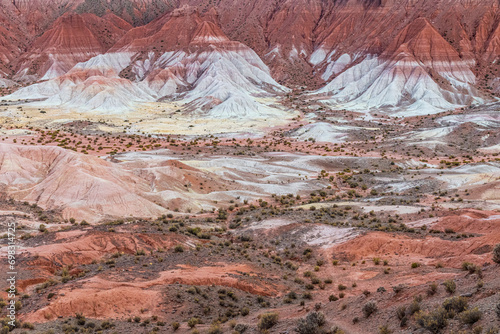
[14,13,132,81]
[6,7,287,117]
[0,0,499,113]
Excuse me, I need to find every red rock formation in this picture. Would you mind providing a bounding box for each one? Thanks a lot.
[14,12,131,80]
[0,0,499,106]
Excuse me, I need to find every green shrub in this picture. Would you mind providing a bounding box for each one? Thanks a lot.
[462,261,480,274]
[396,306,406,320]
[485,326,499,334]
[442,296,468,313]
[171,321,180,330]
[427,283,438,295]
[331,326,345,334]
[295,312,326,334]
[415,307,448,333]
[22,322,35,329]
[493,244,500,263]
[187,317,200,328]
[208,323,223,334]
[408,300,421,315]
[258,312,279,330]
[378,324,392,334]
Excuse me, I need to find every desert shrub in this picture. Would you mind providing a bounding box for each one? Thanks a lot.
[415,307,448,333]
[329,294,338,302]
[442,296,468,313]
[496,302,500,320]
[459,307,482,325]
[295,312,326,334]
[427,283,438,296]
[443,279,456,294]
[462,261,481,275]
[462,261,475,271]
[187,317,200,328]
[363,302,377,318]
[493,244,500,263]
[234,323,248,333]
[208,323,223,334]
[330,326,345,334]
[174,245,184,253]
[22,322,35,329]
[485,327,499,334]
[303,292,313,300]
[100,320,114,329]
[396,306,407,320]
[258,312,279,330]
[411,262,421,269]
[75,313,86,326]
[171,321,180,330]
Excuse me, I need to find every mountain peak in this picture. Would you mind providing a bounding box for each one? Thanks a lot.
[191,21,229,45]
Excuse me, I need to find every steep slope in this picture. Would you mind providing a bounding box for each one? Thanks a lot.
[0,143,165,222]
[14,13,132,81]
[313,18,483,113]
